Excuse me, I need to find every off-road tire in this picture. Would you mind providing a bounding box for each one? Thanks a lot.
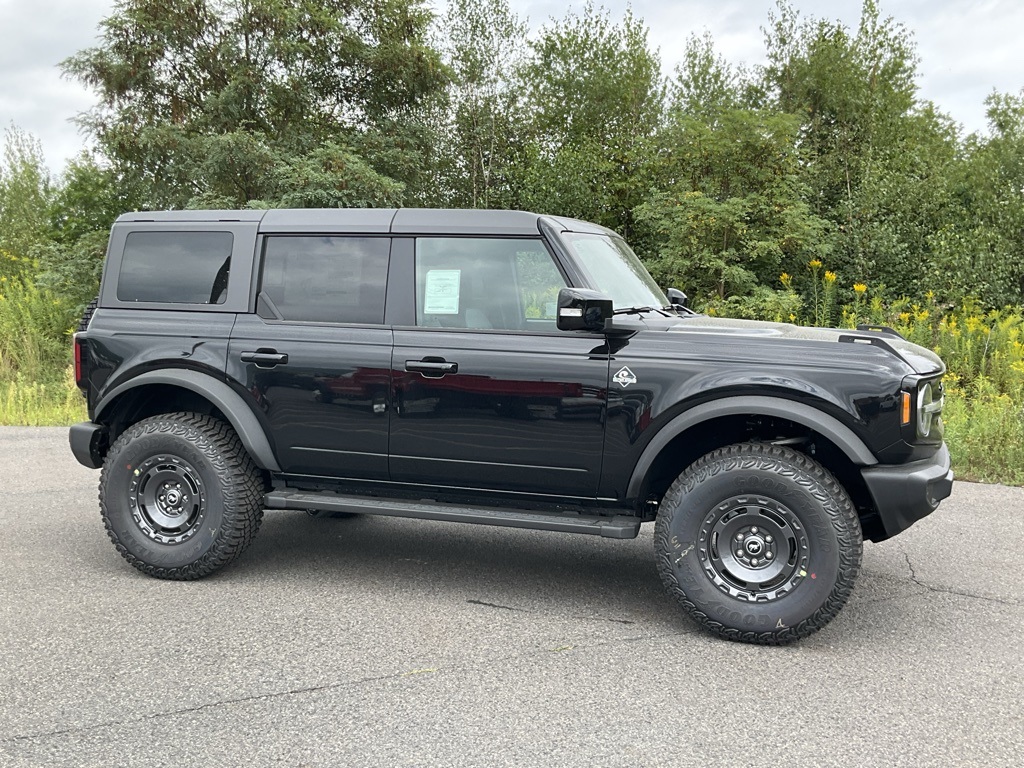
[654,442,862,645]
[99,412,264,580]
[77,296,98,333]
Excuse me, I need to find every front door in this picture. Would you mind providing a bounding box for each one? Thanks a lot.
[390,236,609,497]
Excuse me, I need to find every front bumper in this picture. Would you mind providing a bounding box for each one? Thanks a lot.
[69,422,108,469]
[861,443,953,541]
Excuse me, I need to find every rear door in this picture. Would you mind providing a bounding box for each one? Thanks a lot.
[227,235,393,479]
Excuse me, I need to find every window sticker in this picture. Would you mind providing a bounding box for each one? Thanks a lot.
[423,269,461,314]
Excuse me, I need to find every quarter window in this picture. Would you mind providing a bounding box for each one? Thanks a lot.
[260,236,390,324]
[117,231,233,304]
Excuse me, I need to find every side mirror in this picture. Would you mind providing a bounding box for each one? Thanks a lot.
[667,287,689,309]
[556,288,612,332]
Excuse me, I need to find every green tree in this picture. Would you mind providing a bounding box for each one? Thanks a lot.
[760,0,960,296]
[930,93,1024,306]
[430,0,530,209]
[518,3,665,238]
[0,127,53,274]
[63,0,447,209]
[637,108,829,301]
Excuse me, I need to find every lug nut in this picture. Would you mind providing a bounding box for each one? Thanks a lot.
[736,550,744,558]
[766,535,773,543]
[751,527,758,534]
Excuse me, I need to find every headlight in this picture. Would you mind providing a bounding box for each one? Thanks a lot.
[916,378,944,439]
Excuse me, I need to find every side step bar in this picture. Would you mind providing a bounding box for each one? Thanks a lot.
[264,490,641,539]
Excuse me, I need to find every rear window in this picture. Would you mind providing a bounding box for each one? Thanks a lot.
[117,231,233,304]
[259,236,390,324]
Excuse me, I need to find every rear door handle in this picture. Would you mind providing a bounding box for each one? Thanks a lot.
[240,349,289,368]
[405,358,458,377]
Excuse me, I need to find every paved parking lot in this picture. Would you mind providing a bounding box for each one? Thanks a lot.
[1,427,1022,767]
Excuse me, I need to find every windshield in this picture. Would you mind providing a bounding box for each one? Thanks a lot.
[562,233,669,311]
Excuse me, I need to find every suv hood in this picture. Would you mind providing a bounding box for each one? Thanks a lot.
[657,315,944,375]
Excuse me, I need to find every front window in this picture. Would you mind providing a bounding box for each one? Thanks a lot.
[562,233,668,311]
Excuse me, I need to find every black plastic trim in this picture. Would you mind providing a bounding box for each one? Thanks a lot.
[861,443,953,541]
[265,490,641,538]
[626,395,878,501]
[95,369,281,471]
[69,421,109,469]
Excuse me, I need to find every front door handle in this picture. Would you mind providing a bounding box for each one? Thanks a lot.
[405,358,458,377]
[240,349,289,368]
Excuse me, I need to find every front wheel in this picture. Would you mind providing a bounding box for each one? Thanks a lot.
[654,443,862,644]
[99,413,264,579]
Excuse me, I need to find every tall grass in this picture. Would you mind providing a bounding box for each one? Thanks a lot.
[0,273,85,425]
[0,367,86,426]
[0,273,70,382]
[707,265,1024,486]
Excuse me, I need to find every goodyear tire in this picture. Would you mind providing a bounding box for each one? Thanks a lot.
[654,442,862,644]
[99,412,264,580]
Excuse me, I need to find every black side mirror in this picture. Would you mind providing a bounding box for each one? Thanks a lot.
[556,288,612,332]
[667,287,688,309]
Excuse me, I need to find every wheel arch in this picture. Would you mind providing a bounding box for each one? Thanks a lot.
[95,369,281,472]
[626,396,881,533]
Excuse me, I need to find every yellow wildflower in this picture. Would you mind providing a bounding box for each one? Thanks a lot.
[824,270,837,283]
[780,273,792,288]
[808,259,822,269]
[853,283,867,294]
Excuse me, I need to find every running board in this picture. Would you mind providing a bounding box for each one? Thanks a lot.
[264,490,641,539]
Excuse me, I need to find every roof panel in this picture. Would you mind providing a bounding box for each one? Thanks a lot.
[390,208,543,236]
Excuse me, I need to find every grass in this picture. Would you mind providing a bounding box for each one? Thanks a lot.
[943,379,1024,485]
[0,368,87,426]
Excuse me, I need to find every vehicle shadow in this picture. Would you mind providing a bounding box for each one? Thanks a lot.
[233,510,676,627]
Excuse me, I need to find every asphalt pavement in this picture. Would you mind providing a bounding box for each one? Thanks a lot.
[1,426,1022,767]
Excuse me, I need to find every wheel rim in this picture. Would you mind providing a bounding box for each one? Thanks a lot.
[697,495,810,602]
[128,454,206,544]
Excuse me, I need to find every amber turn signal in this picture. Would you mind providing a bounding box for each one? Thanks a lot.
[901,391,912,425]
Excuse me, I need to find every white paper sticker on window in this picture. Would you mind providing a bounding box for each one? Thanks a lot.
[423,269,461,314]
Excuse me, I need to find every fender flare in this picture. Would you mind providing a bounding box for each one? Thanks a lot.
[625,395,877,500]
[96,369,281,472]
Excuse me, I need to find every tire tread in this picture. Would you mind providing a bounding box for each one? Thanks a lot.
[99,412,264,580]
[654,442,863,645]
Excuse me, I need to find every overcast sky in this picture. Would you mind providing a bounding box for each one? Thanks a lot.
[2,0,1023,174]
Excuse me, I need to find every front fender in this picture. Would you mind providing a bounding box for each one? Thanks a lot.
[625,395,877,501]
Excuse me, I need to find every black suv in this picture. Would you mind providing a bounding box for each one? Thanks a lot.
[70,208,953,644]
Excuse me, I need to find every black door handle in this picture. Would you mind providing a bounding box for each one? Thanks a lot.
[241,349,289,368]
[405,359,458,377]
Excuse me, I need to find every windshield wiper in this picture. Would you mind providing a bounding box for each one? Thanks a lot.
[613,305,674,317]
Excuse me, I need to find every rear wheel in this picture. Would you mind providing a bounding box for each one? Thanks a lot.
[654,442,862,644]
[99,412,264,579]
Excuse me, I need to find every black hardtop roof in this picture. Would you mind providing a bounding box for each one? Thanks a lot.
[115,208,617,237]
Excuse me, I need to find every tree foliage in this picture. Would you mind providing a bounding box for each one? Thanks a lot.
[63,0,446,210]
[517,3,664,239]
[2,0,1018,318]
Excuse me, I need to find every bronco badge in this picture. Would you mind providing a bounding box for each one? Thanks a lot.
[613,366,637,388]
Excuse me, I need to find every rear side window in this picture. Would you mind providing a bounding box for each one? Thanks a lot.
[117,231,233,304]
[259,236,390,324]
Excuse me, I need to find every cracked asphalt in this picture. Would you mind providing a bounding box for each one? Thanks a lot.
[1,426,1022,767]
